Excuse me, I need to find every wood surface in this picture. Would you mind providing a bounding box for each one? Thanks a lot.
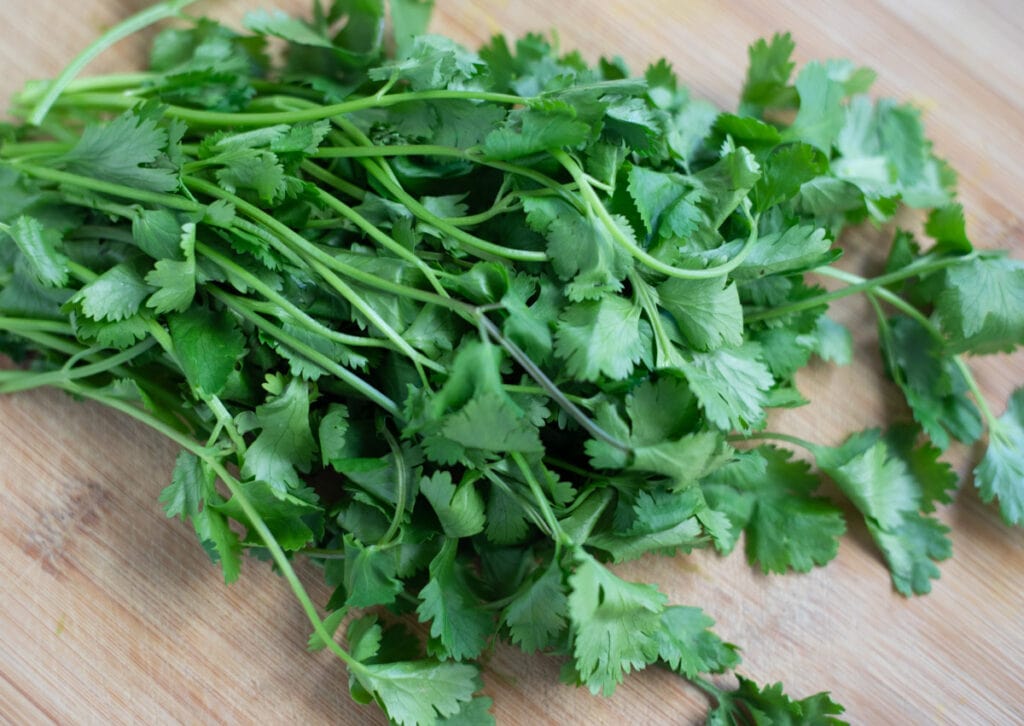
[1,1,1023,723]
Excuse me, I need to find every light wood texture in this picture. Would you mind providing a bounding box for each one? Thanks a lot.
[2,1,1023,723]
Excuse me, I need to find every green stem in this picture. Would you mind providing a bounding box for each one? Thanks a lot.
[308,186,450,298]
[476,313,632,453]
[816,265,1000,429]
[314,144,470,160]
[28,0,200,125]
[299,160,367,201]
[731,430,818,452]
[15,72,155,106]
[51,88,527,127]
[0,339,155,394]
[209,287,402,417]
[511,452,572,550]
[60,382,361,671]
[555,150,761,279]
[377,426,408,546]
[8,162,202,212]
[196,242,396,351]
[747,255,973,323]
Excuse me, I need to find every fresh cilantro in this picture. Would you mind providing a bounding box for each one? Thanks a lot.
[1,4,1021,724]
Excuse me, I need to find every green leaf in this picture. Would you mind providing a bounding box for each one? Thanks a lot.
[555,296,649,381]
[567,550,666,696]
[709,676,847,726]
[869,512,952,596]
[145,222,197,313]
[354,660,481,726]
[812,431,919,530]
[753,143,828,211]
[192,504,242,584]
[630,432,733,491]
[679,346,774,433]
[925,203,972,254]
[7,216,69,287]
[73,263,153,322]
[658,276,743,351]
[435,696,495,726]
[214,150,286,202]
[937,256,1024,354]
[420,471,486,539]
[502,560,568,652]
[214,480,321,551]
[244,9,333,49]
[654,606,739,677]
[343,535,404,608]
[240,376,317,491]
[57,108,179,193]
[705,446,844,573]
[626,165,704,240]
[167,305,246,396]
[390,0,435,58]
[417,539,493,661]
[132,208,186,260]
[733,225,832,280]
[784,61,846,153]
[974,387,1024,525]
[159,451,209,521]
[483,109,590,159]
[741,33,797,111]
[441,392,544,455]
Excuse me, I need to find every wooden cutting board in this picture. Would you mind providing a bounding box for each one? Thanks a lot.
[2,1,1023,723]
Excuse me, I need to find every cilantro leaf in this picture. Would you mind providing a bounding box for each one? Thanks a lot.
[343,534,404,608]
[167,305,245,396]
[502,559,569,652]
[709,676,847,726]
[555,296,650,381]
[704,446,845,573]
[240,376,317,491]
[658,276,743,351]
[57,109,179,193]
[6,216,69,287]
[420,471,486,539]
[417,539,493,661]
[679,345,774,433]
[937,256,1024,354]
[741,33,797,112]
[159,451,209,521]
[72,263,153,322]
[783,61,846,153]
[654,606,739,677]
[353,660,481,726]
[974,387,1024,525]
[145,222,197,313]
[567,550,666,696]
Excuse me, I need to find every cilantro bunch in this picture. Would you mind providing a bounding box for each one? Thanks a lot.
[1,1,1022,724]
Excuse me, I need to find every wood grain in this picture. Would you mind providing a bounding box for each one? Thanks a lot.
[1,1,1023,724]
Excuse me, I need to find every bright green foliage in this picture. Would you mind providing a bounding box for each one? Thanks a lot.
[703,446,845,573]
[708,676,846,725]
[1,4,1021,725]
[974,388,1024,525]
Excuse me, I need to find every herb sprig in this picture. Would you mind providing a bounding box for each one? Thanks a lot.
[1,2,1022,724]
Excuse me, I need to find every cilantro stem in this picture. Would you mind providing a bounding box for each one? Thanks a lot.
[510,452,573,550]
[554,150,761,280]
[298,160,366,201]
[745,254,974,323]
[816,265,1001,430]
[0,338,155,394]
[59,382,364,671]
[0,141,71,159]
[15,72,155,106]
[28,0,200,125]
[314,144,470,159]
[306,185,450,298]
[196,242,397,351]
[50,88,527,127]
[377,425,409,546]
[730,430,818,452]
[477,313,633,453]
[8,162,202,212]
[209,287,402,417]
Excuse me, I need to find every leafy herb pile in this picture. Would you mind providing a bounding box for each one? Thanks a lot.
[2,1,1023,723]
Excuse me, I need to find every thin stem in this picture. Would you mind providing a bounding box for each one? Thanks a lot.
[51,88,527,127]
[511,452,571,550]
[377,426,408,546]
[555,150,761,279]
[730,430,818,452]
[28,0,199,125]
[9,162,201,212]
[62,382,361,671]
[0,339,155,394]
[209,287,402,417]
[747,255,974,323]
[299,160,366,201]
[476,314,633,453]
